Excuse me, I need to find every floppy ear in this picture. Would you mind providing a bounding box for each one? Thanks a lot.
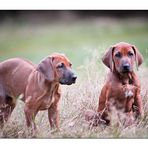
[102,46,115,71]
[132,45,143,69]
[37,57,55,81]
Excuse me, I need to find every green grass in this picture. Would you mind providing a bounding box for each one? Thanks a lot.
[0,19,148,67]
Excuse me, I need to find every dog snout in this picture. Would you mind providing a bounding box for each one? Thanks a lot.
[66,72,77,85]
[71,74,77,83]
[59,71,77,85]
[122,63,130,72]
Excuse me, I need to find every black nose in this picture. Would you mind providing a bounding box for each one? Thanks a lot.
[123,63,130,71]
[71,75,77,83]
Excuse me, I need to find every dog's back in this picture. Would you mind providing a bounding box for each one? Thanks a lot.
[0,58,35,98]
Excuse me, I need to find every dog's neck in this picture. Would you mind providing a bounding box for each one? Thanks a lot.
[113,69,133,85]
[45,79,59,89]
[119,73,133,85]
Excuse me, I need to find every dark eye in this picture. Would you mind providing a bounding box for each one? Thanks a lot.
[115,52,122,58]
[57,63,64,68]
[128,51,134,57]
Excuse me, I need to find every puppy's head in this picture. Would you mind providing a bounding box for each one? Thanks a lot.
[102,42,143,74]
[37,53,77,85]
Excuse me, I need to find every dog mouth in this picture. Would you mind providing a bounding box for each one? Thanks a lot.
[60,75,77,85]
[60,81,73,85]
[59,81,75,85]
[59,78,76,85]
[121,69,131,73]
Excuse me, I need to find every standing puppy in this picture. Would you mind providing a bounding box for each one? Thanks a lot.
[98,42,143,125]
[0,53,77,129]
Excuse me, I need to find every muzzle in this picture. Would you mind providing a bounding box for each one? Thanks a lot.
[59,72,77,85]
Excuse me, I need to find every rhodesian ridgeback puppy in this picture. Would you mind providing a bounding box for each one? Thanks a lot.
[0,53,77,129]
[97,42,143,125]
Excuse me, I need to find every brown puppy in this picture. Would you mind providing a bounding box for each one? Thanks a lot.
[97,42,143,125]
[0,53,77,129]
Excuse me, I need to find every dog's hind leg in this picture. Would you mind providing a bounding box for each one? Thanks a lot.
[0,95,16,128]
[5,95,16,119]
[0,85,6,127]
[0,84,5,105]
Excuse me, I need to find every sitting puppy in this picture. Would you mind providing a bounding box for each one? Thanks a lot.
[97,42,143,125]
[0,53,77,130]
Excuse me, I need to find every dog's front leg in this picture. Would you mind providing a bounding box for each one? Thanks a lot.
[134,91,143,118]
[48,91,61,130]
[24,104,38,131]
[48,104,59,129]
[98,86,111,125]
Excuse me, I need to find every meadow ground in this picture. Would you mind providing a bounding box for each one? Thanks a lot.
[0,18,148,138]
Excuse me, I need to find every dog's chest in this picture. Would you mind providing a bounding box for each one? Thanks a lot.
[109,84,135,109]
[42,92,55,109]
[124,89,134,98]
[39,85,57,110]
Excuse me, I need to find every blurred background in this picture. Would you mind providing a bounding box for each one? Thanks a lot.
[0,10,148,69]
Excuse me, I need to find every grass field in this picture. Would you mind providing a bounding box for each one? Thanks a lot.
[0,18,148,138]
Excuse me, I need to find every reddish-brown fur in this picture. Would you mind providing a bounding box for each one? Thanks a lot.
[0,53,76,129]
[97,42,143,125]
